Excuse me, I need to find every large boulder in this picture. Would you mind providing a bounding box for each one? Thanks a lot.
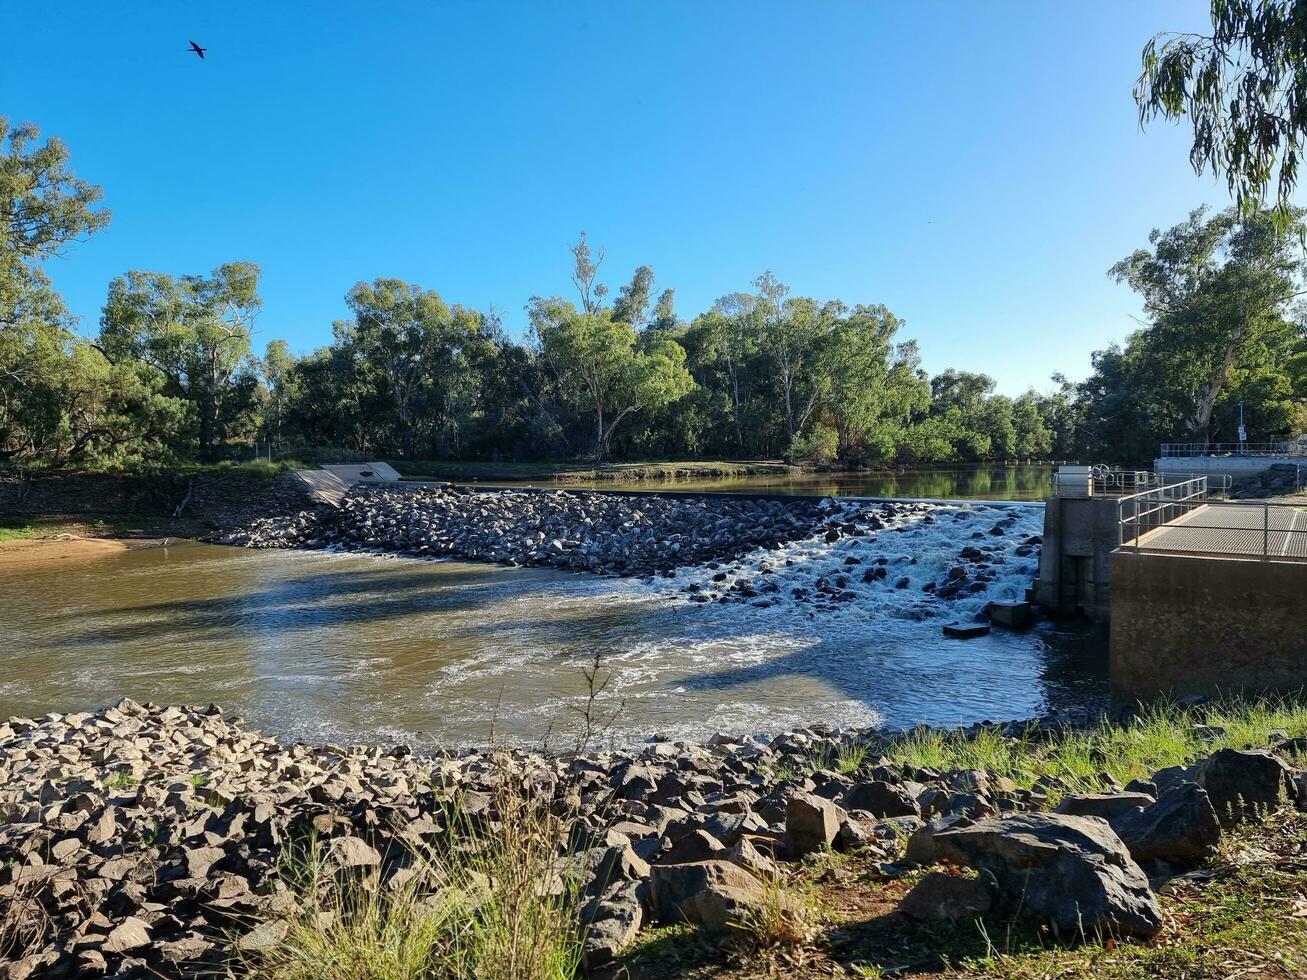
[1197,749,1295,824]
[785,791,841,858]
[1109,783,1220,869]
[840,780,920,819]
[581,881,645,970]
[904,814,974,866]
[1053,793,1153,821]
[648,860,764,925]
[932,813,1163,937]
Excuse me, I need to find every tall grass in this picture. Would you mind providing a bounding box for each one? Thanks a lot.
[884,697,1307,799]
[246,783,583,980]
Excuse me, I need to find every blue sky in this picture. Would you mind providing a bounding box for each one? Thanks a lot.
[4,1,1246,394]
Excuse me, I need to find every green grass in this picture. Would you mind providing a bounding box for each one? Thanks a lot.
[882,697,1307,801]
[0,520,42,542]
[246,785,584,980]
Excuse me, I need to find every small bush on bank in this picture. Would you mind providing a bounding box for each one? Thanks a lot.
[789,427,839,466]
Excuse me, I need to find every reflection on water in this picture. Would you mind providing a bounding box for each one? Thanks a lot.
[481,464,1058,501]
[0,532,1107,748]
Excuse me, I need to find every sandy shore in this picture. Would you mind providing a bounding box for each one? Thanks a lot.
[0,536,179,569]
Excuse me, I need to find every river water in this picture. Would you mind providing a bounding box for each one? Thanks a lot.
[0,469,1107,747]
[473,464,1057,500]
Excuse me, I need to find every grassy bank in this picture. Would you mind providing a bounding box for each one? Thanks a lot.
[389,459,797,483]
[624,700,1307,980]
[230,699,1307,980]
[625,812,1307,979]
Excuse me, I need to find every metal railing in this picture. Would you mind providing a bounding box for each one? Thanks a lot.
[1118,477,1210,548]
[1119,477,1307,560]
[1057,466,1231,498]
[1161,441,1307,458]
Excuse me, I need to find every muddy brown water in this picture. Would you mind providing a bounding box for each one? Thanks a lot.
[1,485,1107,748]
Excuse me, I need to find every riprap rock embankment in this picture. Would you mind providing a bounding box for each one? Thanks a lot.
[3,700,1300,977]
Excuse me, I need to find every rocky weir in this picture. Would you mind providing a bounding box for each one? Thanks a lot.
[217,485,1043,619]
[4,699,1302,978]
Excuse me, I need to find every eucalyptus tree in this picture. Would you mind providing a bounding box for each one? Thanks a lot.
[822,306,928,463]
[1109,206,1306,442]
[753,271,841,450]
[0,118,114,462]
[568,232,607,314]
[337,278,487,458]
[528,297,693,462]
[684,292,759,454]
[100,263,261,459]
[1136,0,1307,219]
[612,265,654,329]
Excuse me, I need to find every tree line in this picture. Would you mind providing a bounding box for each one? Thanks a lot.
[3,119,1305,472]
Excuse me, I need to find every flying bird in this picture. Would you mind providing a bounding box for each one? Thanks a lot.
[188,40,206,59]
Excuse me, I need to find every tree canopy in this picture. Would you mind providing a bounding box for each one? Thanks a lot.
[7,124,1306,473]
[1137,0,1307,219]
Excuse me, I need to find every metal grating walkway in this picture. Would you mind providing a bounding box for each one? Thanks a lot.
[1133,501,1307,560]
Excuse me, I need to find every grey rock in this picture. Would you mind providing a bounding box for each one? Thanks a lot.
[932,813,1163,937]
[840,780,919,819]
[1198,749,1295,824]
[785,791,841,857]
[1109,783,1221,868]
[1053,793,1154,821]
[649,860,763,924]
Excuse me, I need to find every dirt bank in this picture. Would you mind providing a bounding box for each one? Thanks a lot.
[0,536,178,569]
[0,468,313,545]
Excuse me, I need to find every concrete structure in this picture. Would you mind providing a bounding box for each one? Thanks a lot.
[1034,494,1122,621]
[1155,454,1291,483]
[1110,550,1307,704]
[293,461,403,507]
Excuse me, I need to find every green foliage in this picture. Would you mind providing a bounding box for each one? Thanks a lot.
[19,121,1300,473]
[248,784,583,980]
[530,298,693,462]
[789,424,839,465]
[1076,206,1307,461]
[885,696,1307,801]
[99,263,262,459]
[1137,1,1307,219]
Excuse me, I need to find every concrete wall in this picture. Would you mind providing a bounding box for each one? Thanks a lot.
[1110,550,1307,704]
[1035,496,1122,621]
[1155,456,1283,482]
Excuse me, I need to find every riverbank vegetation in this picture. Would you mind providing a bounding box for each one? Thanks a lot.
[4,120,1305,477]
[4,696,1292,980]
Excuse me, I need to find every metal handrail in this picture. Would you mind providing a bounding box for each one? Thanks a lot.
[1059,467,1232,498]
[1118,477,1210,548]
[1119,482,1307,560]
[1161,441,1307,458]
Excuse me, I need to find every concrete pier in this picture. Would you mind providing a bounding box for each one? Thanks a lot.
[1034,494,1121,622]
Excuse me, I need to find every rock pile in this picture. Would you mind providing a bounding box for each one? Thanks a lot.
[219,486,830,577]
[4,700,1303,977]
[1230,462,1304,498]
[216,487,1043,618]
